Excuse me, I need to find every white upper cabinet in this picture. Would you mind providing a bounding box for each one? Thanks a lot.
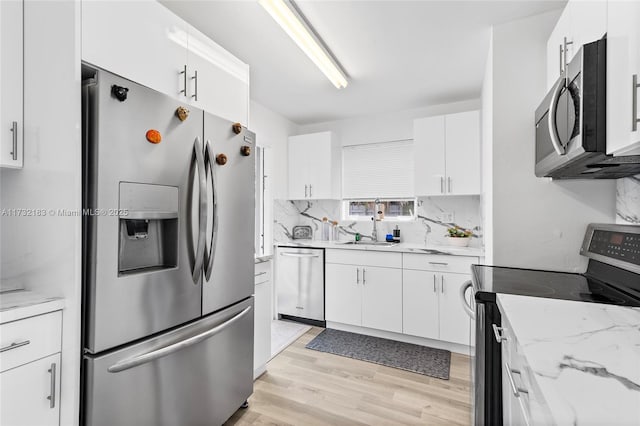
[414,110,480,196]
[184,27,249,124]
[82,0,249,124]
[288,131,340,200]
[607,1,640,156]
[82,1,188,101]
[546,0,606,90]
[0,0,24,169]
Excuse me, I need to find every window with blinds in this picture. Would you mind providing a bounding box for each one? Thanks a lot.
[342,140,414,199]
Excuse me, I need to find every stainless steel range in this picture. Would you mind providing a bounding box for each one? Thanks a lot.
[463,223,640,425]
[81,65,255,425]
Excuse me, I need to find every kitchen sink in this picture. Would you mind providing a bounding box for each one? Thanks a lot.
[340,241,398,247]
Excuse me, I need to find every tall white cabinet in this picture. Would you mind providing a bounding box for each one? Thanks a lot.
[82,0,249,125]
[413,110,480,196]
[545,0,607,90]
[607,1,640,156]
[288,131,341,200]
[0,0,24,168]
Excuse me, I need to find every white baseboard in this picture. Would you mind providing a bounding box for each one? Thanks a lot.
[253,365,267,380]
[325,321,473,355]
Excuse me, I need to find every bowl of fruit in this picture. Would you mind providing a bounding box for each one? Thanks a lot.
[445,226,473,247]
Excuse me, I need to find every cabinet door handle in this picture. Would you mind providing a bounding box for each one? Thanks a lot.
[0,340,30,352]
[433,275,436,293]
[633,74,639,132]
[191,70,198,101]
[48,363,56,408]
[505,362,528,397]
[179,65,187,96]
[563,37,573,72]
[10,121,17,161]
[309,184,312,198]
[447,177,452,193]
[441,275,444,293]
[492,324,508,343]
[356,268,360,284]
[362,268,366,285]
[440,177,444,194]
[304,184,308,198]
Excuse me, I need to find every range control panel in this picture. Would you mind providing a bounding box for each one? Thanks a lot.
[588,229,640,266]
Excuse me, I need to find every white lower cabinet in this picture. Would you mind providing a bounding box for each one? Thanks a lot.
[325,251,402,333]
[325,249,475,346]
[0,310,63,426]
[403,270,472,345]
[1,353,61,426]
[254,260,272,379]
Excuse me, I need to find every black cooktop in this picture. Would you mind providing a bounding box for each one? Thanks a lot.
[472,262,640,307]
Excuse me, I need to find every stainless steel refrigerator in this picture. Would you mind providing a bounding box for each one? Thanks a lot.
[81,66,255,425]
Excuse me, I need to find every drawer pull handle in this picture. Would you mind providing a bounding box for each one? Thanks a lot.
[505,362,528,397]
[0,340,30,353]
[254,271,267,277]
[492,324,507,343]
[428,262,448,266]
[48,363,57,408]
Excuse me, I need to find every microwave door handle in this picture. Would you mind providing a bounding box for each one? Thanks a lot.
[192,137,207,284]
[203,140,218,281]
[547,78,566,155]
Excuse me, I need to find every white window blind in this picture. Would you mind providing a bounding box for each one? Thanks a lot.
[342,140,414,199]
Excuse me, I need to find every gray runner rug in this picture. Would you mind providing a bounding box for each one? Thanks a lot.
[305,329,451,380]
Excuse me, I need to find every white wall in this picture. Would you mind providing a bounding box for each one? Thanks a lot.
[481,30,494,264]
[0,1,82,424]
[249,100,299,254]
[484,10,616,273]
[298,100,481,146]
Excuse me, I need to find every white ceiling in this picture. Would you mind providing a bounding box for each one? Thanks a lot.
[161,0,565,125]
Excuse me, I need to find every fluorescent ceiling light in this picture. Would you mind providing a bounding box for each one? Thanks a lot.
[259,0,348,89]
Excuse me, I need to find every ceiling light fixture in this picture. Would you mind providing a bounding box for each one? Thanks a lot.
[259,0,348,89]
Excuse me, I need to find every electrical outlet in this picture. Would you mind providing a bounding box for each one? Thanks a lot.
[442,212,455,223]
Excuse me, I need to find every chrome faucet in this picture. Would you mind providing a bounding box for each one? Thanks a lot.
[371,198,381,242]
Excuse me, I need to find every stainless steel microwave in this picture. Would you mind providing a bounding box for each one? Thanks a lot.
[535,37,640,179]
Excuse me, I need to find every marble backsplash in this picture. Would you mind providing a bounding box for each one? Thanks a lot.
[274,196,482,247]
[617,175,640,224]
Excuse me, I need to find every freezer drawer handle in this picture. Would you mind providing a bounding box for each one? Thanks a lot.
[203,140,218,281]
[191,137,207,284]
[279,252,321,258]
[107,306,252,373]
[460,280,475,319]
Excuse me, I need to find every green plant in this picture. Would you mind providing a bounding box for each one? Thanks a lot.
[447,226,472,238]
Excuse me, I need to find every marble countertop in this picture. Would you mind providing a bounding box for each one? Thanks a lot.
[0,289,65,324]
[275,240,483,257]
[255,254,273,264]
[497,294,640,425]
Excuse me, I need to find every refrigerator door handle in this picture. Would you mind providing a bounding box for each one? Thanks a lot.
[192,137,207,284]
[107,306,252,373]
[203,140,218,281]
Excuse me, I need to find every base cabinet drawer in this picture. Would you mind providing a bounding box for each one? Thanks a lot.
[0,353,61,426]
[0,311,62,373]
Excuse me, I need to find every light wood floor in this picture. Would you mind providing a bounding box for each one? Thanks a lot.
[225,327,472,425]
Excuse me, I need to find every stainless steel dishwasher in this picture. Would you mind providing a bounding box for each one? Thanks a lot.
[276,246,325,326]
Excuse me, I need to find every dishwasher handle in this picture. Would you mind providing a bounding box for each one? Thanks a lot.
[279,252,321,258]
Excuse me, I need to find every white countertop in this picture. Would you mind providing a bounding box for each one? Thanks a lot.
[497,294,640,425]
[0,289,65,324]
[275,240,484,257]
